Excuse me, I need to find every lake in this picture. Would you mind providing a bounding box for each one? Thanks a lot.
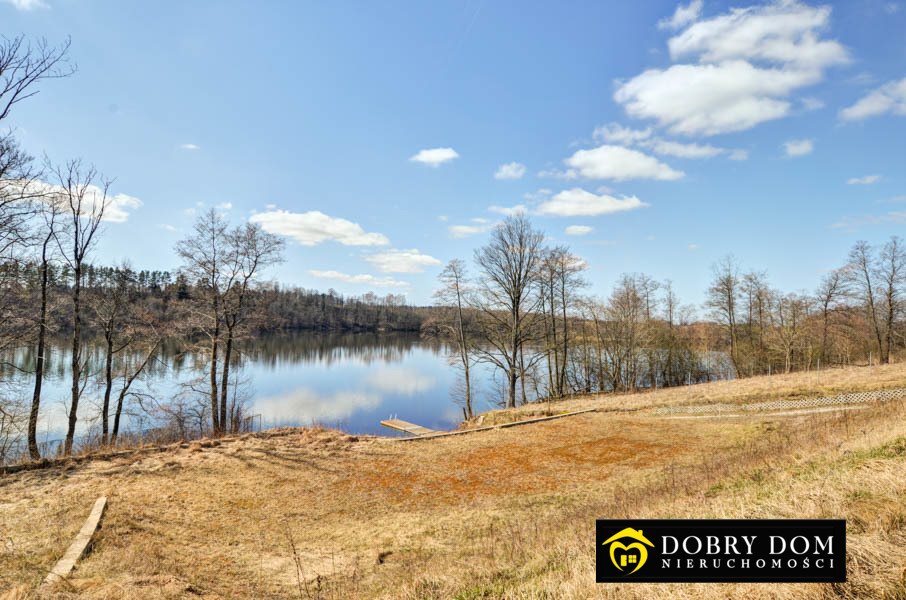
[7,332,492,447]
[5,332,734,453]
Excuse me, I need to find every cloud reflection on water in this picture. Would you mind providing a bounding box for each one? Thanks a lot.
[365,367,438,396]
[251,388,383,425]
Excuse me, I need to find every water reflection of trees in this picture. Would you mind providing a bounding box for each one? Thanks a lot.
[240,332,446,367]
[0,332,449,381]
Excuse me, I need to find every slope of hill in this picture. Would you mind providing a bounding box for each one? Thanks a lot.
[2,364,905,599]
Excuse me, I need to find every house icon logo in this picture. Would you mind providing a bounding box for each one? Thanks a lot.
[601,527,654,575]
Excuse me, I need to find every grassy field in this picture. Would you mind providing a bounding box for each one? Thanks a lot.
[1,363,906,599]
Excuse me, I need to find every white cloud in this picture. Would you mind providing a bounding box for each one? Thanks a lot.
[839,77,906,121]
[616,1,849,137]
[831,211,906,230]
[645,138,726,158]
[3,0,48,10]
[448,218,495,238]
[26,180,141,223]
[592,123,652,144]
[537,168,578,180]
[688,243,700,250]
[783,138,813,157]
[159,224,178,232]
[729,149,749,161]
[658,0,703,31]
[801,97,825,110]
[847,174,881,185]
[410,147,459,167]
[666,3,848,69]
[308,270,408,288]
[536,188,648,217]
[565,145,684,181]
[179,143,200,151]
[488,204,527,216]
[592,124,742,160]
[449,224,490,238]
[99,193,142,223]
[215,201,232,210]
[524,188,554,202]
[250,210,389,246]
[565,225,594,236]
[494,162,527,180]
[364,249,442,273]
[616,61,820,137]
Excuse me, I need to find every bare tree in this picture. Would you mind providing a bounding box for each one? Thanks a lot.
[706,256,741,375]
[847,241,885,364]
[52,160,110,456]
[177,209,228,434]
[0,36,72,460]
[815,268,847,365]
[434,259,475,419]
[217,223,283,432]
[93,264,150,446]
[604,275,651,392]
[26,193,62,459]
[0,34,73,267]
[878,237,905,364]
[740,270,770,375]
[0,35,74,123]
[771,291,810,373]
[110,335,161,446]
[538,247,586,398]
[177,210,283,435]
[473,215,545,408]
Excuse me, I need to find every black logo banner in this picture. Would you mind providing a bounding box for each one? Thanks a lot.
[596,519,846,583]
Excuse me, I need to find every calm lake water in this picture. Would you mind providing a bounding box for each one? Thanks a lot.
[8,332,733,450]
[14,332,493,444]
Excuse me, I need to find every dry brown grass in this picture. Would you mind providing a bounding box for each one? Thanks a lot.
[499,361,906,416]
[1,364,905,599]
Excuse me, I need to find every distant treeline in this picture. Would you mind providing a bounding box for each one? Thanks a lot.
[1,261,429,334]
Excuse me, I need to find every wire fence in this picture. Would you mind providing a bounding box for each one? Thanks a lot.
[652,387,906,416]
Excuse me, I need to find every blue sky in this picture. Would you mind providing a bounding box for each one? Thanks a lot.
[3,0,906,306]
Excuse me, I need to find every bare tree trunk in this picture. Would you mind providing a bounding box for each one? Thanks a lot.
[559,279,569,396]
[509,312,519,409]
[508,370,517,409]
[519,344,528,406]
[220,329,233,432]
[27,241,50,460]
[101,332,114,445]
[111,340,159,445]
[209,332,220,434]
[456,294,472,419]
[111,385,126,445]
[63,264,81,456]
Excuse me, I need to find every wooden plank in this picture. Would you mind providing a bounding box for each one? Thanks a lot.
[380,419,437,436]
[43,496,108,586]
[386,408,599,442]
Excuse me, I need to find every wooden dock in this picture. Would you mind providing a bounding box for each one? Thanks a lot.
[380,419,437,436]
